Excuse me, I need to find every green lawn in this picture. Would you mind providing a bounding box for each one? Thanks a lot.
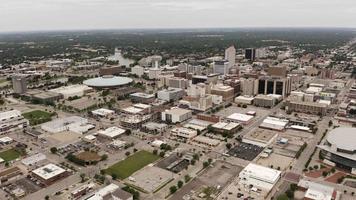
[105,150,160,179]
[0,149,21,162]
[23,110,54,125]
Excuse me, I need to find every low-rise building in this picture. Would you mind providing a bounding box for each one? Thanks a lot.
[285,100,328,116]
[297,179,339,200]
[238,163,281,198]
[49,84,93,99]
[170,127,197,142]
[97,126,126,139]
[41,116,94,134]
[129,92,155,104]
[31,163,69,186]
[86,183,133,200]
[235,96,254,105]
[226,113,254,124]
[0,110,29,134]
[259,117,289,131]
[157,88,185,102]
[161,107,192,123]
[190,135,220,149]
[211,122,241,135]
[91,108,115,118]
[253,94,282,108]
[210,84,235,102]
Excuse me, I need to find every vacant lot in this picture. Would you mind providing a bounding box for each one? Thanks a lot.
[76,151,101,162]
[23,110,54,125]
[0,149,21,162]
[105,150,160,179]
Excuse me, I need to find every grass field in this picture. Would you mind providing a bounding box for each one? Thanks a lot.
[0,149,21,162]
[105,150,160,179]
[23,110,54,125]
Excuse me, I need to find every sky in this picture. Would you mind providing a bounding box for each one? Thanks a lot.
[0,0,356,32]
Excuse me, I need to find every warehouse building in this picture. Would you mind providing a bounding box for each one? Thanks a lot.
[97,126,126,139]
[170,127,197,142]
[49,84,93,99]
[259,117,289,131]
[238,163,281,197]
[91,108,115,118]
[226,113,254,124]
[41,116,94,134]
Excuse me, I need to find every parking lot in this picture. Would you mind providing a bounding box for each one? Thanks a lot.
[228,142,264,161]
[57,141,98,155]
[156,154,190,173]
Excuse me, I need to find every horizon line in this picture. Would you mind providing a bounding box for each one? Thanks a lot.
[1,26,356,35]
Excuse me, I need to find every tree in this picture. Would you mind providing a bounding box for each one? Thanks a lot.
[125,151,131,156]
[226,143,232,149]
[112,174,118,180]
[101,154,108,161]
[50,147,58,154]
[203,161,209,168]
[286,189,294,198]
[153,149,158,155]
[159,151,165,157]
[184,175,191,183]
[45,195,50,200]
[170,186,177,194]
[80,173,86,183]
[277,194,289,200]
[177,180,183,188]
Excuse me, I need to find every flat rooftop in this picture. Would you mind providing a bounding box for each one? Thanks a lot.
[32,163,66,180]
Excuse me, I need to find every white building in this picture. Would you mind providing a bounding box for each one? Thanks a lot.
[238,163,281,195]
[91,108,115,118]
[49,84,92,99]
[148,68,162,80]
[298,179,339,200]
[86,183,133,200]
[41,116,93,134]
[170,127,197,141]
[161,107,192,123]
[97,126,126,139]
[0,110,29,134]
[235,96,254,105]
[131,65,144,77]
[157,88,185,102]
[31,163,68,185]
[226,113,254,124]
[225,46,236,68]
[259,117,289,131]
[213,61,229,76]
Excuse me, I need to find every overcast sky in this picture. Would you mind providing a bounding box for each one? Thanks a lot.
[1,0,356,32]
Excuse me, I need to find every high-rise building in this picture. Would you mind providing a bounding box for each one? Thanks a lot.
[213,61,229,75]
[225,46,236,68]
[257,76,291,97]
[12,75,27,94]
[240,78,258,96]
[245,48,256,61]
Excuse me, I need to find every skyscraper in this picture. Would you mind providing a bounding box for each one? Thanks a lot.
[245,48,256,61]
[12,75,27,94]
[225,46,236,68]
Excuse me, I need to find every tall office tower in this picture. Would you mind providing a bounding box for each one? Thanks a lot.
[225,46,236,68]
[12,75,27,94]
[245,48,256,61]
